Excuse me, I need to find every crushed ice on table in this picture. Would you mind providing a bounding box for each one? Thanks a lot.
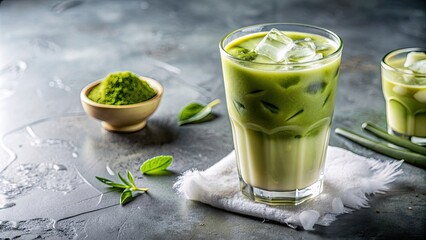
[331,197,345,214]
[255,29,324,63]
[254,28,295,62]
[0,163,83,199]
[0,218,82,239]
[26,126,78,158]
[299,210,320,230]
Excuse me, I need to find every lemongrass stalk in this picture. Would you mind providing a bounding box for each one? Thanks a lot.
[335,128,426,169]
[362,122,425,155]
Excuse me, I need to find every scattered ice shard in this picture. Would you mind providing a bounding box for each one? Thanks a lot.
[52,164,67,171]
[299,210,320,230]
[332,197,345,214]
[255,28,295,62]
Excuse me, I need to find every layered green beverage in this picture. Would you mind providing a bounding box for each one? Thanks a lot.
[220,24,342,205]
[381,48,426,145]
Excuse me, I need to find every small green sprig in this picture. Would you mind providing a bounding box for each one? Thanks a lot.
[96,170,148,205]
[96,156,174,205]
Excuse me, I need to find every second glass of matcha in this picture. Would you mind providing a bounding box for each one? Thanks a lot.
[219,23,343,205]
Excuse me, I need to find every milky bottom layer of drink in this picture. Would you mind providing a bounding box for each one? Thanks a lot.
[221,31,341,190]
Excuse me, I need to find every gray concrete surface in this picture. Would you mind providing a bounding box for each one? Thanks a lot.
[0,0,425,239]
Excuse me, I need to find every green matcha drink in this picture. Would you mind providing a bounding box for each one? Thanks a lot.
[220,24,342,205]
[381,48,426,144]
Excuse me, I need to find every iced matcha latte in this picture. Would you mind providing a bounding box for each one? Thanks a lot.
[219,24,342,205]
[381,48,426,144]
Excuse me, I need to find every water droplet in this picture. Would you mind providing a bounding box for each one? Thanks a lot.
[19,164,34,171]
[0,60,27,77]
[52,164,67,171]
[106,164,115,176]
[48,76,72,92]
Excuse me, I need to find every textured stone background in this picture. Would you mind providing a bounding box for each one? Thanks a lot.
[0,0,425,239]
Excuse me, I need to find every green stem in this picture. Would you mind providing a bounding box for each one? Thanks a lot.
[207,99,221,108]
[362,122,426,156]
[133,187,148,192]
[335,127,426,169]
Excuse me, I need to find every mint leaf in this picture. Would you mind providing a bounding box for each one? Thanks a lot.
[140,155,173,174]
[117,172,131,186]
[127,170,136,187]
[95,176,128,189]
[120,188,133,205]
[178,99,220,126]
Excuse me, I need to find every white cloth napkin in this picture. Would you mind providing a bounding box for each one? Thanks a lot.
[173,146,403,230]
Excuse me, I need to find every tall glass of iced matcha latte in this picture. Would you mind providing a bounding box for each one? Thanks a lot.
[381,48,426,145]
[219,23,343,205]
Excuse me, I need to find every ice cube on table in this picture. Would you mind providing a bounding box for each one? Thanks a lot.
[299,210,320,230]
[331,197,345,214]
[254,28,294,62]
[404,52,426,74]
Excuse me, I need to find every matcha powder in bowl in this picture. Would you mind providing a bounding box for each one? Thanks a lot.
[88,71,157,105]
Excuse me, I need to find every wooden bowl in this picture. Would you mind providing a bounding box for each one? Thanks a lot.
[80,76,163,132]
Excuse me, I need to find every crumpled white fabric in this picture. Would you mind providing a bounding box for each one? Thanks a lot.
[173,146,403,230]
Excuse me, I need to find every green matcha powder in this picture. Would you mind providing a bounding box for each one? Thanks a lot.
[88,71,157,105]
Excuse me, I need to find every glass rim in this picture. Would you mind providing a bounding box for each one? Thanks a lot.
[219,22,343,66]
[381,47,426,77]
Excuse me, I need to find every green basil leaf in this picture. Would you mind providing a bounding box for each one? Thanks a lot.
[140,155,173,174]
[120,188,133,205]
[96,176,128,189]
[178,99,220,126]
[127,170,136,187]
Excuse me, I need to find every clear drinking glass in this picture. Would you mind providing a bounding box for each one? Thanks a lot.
[381,48,426,145]
[219,23,343,205]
